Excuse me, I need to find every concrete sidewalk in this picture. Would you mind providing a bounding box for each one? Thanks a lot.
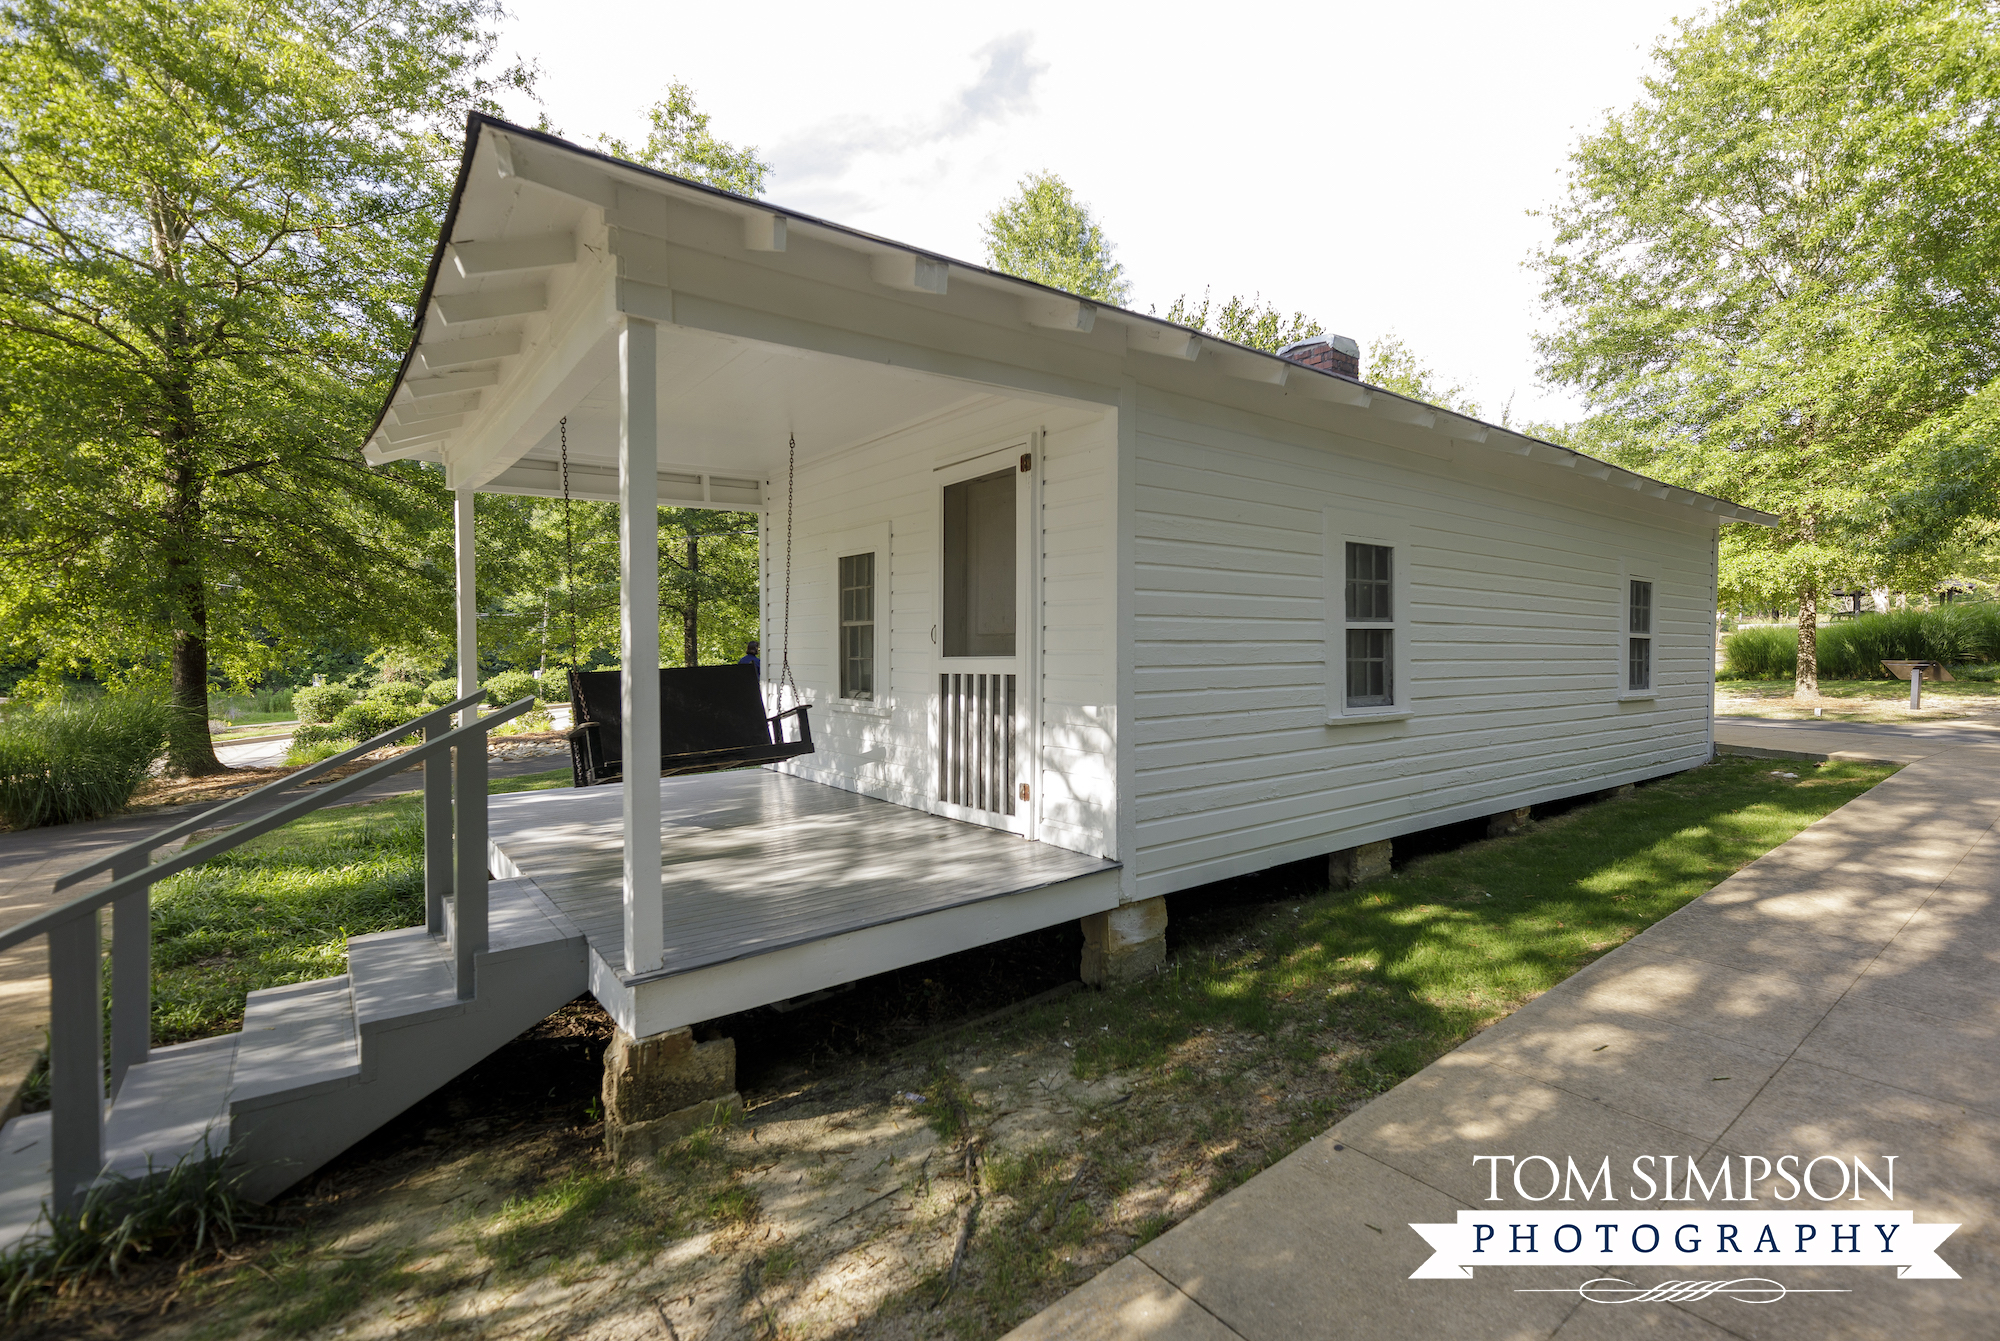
[1716,715,2000,766]
[1008,741,2000,1339]
[0,753,568,1119]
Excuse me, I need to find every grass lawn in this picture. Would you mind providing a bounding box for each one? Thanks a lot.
[149,768,570,1045]
[1718,671,2000,721]
[81,755,1895,1341]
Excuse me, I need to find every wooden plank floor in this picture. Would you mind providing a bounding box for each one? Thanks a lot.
[485,771,1118,983]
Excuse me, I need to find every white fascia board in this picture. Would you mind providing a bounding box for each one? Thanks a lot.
[1290,371,1371,407]
[1123,320,1201,361]
[1023,295,1096,333]
[742,212,786,252]
[1527,441,1575,467]
[1215,347,1289,386]
[1371,398,1436,429]
[871,252,949,295]
[365,439,445,465]
[389,391,480,423]
[450,233,576,277]
[1434,413,1488,443]
[417,333,521,371]
[383,415,461,443]
[400,368,499,402]
[433,284,547,324]
[452,263,621,492]
[492,133,616,207]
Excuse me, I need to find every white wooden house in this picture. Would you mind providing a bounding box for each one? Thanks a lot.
[0,112,1789,1234]
[355,114,1773,1150]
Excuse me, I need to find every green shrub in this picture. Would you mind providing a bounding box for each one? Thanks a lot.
[288,722,353,749]
[292,684,355,725]
[364,681,425,710]
[0,697,173,829]
[1720,604,2000,680]
[329,699,417,742]
[283,736,356,767]
[537,672,571,704]
[423,677,461,706]
[482,669,538,707]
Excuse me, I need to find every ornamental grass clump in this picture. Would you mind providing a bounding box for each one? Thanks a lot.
[0,697,172,828]
[1720,604,2000,680]
[0,1142,251,1318]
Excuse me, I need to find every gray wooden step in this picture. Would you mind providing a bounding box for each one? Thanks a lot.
[231,977,360,1106]
[0,876,592,1238]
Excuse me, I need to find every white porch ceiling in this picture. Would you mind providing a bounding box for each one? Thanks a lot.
[517,324,1002,477]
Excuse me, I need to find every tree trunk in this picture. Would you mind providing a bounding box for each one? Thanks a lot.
[1795,587,1820,701]
[153,189,224,775]
[683,535,700,668]
[163,469,224,775]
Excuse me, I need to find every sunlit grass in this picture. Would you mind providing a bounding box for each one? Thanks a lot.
[1014,758,1893,1088]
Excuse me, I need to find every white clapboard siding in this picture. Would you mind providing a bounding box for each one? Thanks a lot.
[761,394,1119,861]
[1129,385,1717,898]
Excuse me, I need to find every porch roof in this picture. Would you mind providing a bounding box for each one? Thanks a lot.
[363,113,1777,528]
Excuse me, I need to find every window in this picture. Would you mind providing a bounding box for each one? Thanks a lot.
[1627,579,1653,692]
[942,467,1016,657]
[839,551,875,700]
[1345,542,1395,707]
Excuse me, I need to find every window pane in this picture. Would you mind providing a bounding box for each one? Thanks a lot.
[1346,628,1393,707]
[1346,543,1392,622]
[943,469,1016,657]
[839,551,875,700]
[1628,636,1651,692]
[843,624,874,699]
[1629,579,1652,635]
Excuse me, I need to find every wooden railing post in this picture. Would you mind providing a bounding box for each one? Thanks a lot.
[452,721,488,1000]
[424,715,453,935]
[108,851,149,1096]
[47,912,104,1216]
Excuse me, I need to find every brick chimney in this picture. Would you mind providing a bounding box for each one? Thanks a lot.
[1278,334,1360,380]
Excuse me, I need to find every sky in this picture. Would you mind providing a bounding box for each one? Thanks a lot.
[490,0,1692,429]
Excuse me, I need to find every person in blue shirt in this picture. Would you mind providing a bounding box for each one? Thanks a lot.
[737,640,760,670]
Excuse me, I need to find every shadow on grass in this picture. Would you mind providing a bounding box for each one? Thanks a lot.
[1023,758,1893,1096]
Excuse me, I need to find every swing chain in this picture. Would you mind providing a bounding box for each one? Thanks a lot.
[561,416,578,671]
[778,432,799,710]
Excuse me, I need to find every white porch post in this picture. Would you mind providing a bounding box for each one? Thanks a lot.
[455,490,478,720]
[619,317,665,975]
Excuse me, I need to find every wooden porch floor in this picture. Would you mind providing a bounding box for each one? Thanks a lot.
[485,771,1118,984]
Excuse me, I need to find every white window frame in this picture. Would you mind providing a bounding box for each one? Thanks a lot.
[1326,508,1415,724]
[1620,562,1656,701]
[828,521,891,716]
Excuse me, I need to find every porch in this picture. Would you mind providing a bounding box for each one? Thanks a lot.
[486,770,1121,1038]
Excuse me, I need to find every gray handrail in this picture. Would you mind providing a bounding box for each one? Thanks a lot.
[51,689,491,893]
[4,696,532,953]
[17,693,540,1220]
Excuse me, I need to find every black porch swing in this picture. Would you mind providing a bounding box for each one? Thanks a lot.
[559,422,813,787]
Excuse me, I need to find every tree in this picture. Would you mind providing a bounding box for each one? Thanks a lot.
[469,497,760,679]
[0,0,528,770]
[597,82,770,195]
[1160,290,1322,353]
[982,171,1131,303]
[1532,0,2000,696]
[1362,334,1480,416]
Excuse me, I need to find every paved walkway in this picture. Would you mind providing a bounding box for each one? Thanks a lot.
[0,752,568,1119]
[1008,727,2000,1339]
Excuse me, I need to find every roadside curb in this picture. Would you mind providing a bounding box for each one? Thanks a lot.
[1716,742,1904,767]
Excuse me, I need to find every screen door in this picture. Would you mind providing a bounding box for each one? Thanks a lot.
[934,448,1034,835]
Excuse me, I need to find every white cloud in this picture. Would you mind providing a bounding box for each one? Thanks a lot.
[772,33,1047,197]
